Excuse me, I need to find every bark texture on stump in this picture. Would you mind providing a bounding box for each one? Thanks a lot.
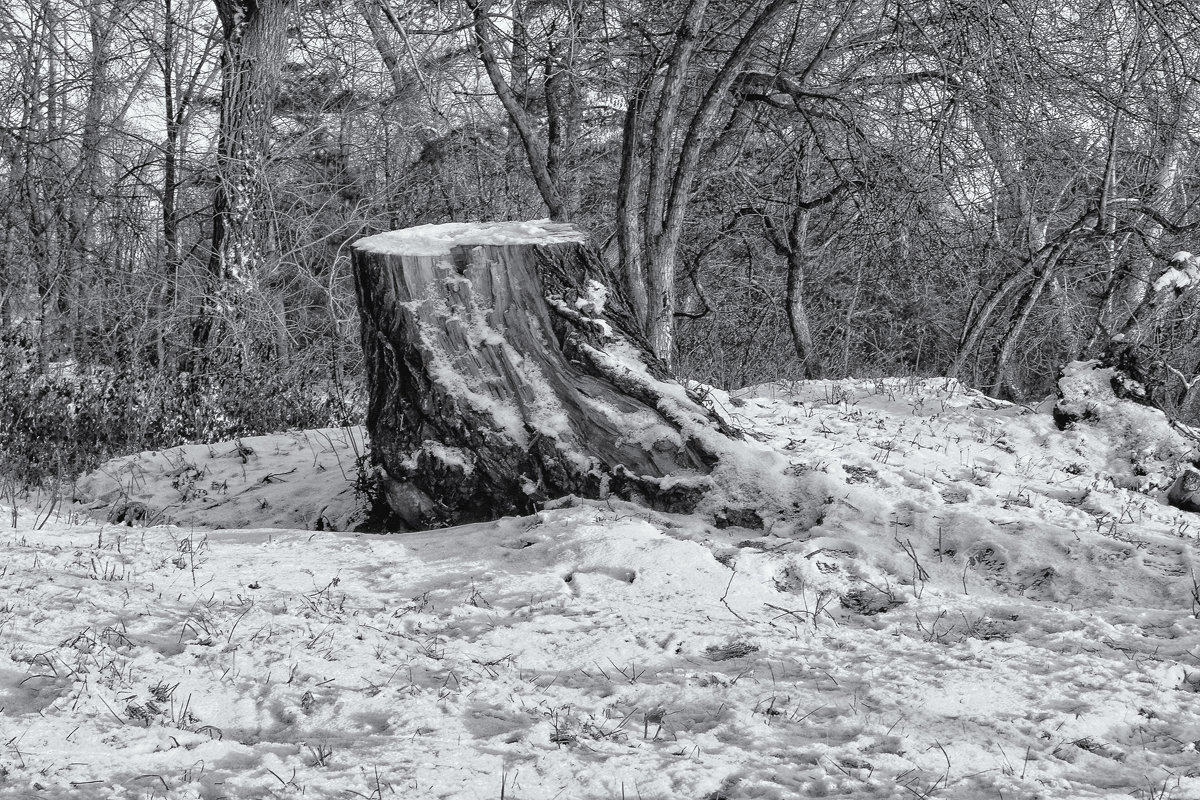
[352,221,740,529]
[1167,465,1200,512]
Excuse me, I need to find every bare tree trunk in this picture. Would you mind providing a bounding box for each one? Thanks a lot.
[194,0,292,367]
[615,80,652,331]
[160,0,182,370]
[357,0,406,95]
[841,262,864,377]
[209,0,290,280]
[158,0,217,371]
[63,1,117,361]
[1109,78,1195,329]
[544,19,579,210]
[643,0,797,364]
[989,240,1073,398]
[470,0,795,365]
[466,0,568,221]
[784,206,821,378]
[38,0,65,366]
[1107,254,1200,400]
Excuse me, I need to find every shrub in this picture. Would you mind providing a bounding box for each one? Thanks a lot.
[0,329,364,491]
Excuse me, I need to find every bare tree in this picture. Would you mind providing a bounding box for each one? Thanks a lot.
[193,0,295,367]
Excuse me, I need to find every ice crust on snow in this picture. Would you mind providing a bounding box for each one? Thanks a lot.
[354,220,586,256]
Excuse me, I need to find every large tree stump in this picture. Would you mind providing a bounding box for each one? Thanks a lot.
[351,221,743,529]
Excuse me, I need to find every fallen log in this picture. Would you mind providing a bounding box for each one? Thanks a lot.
[351,221,756,529]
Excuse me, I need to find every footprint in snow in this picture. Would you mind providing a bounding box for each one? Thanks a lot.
[1137,543,1189,577]
[562,568,637,593]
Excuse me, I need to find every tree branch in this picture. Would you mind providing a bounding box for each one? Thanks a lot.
[466,0,568,221]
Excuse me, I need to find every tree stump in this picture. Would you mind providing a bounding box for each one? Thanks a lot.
[351,221,744,529]
[1167,465,1200,512]
[1056,252,1200,428]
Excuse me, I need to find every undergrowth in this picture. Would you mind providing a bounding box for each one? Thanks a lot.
[0,329,365,494]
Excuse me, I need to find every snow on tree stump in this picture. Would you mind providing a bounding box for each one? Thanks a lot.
[351,221,746,529]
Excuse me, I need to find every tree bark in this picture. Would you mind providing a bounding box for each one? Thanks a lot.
[1110,77,1195,328]
[988,240,1074,398]
[192,0,291,368]
[643,0,798,363]
[352,221,742,529]
[784,218,821,379]
[209,0,290,282]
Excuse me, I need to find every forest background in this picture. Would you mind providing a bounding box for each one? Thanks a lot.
[3,0,1200,489]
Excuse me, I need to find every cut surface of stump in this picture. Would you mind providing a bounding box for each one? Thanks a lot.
[352,220,751,529]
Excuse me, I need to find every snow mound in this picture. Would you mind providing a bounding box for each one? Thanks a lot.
[1054,360,1191,476]
[73,427,370,531]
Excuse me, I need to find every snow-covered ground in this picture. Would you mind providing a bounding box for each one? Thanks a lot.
[3,375,1200,799]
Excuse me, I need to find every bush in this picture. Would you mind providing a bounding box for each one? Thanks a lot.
[0,329,364,491]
